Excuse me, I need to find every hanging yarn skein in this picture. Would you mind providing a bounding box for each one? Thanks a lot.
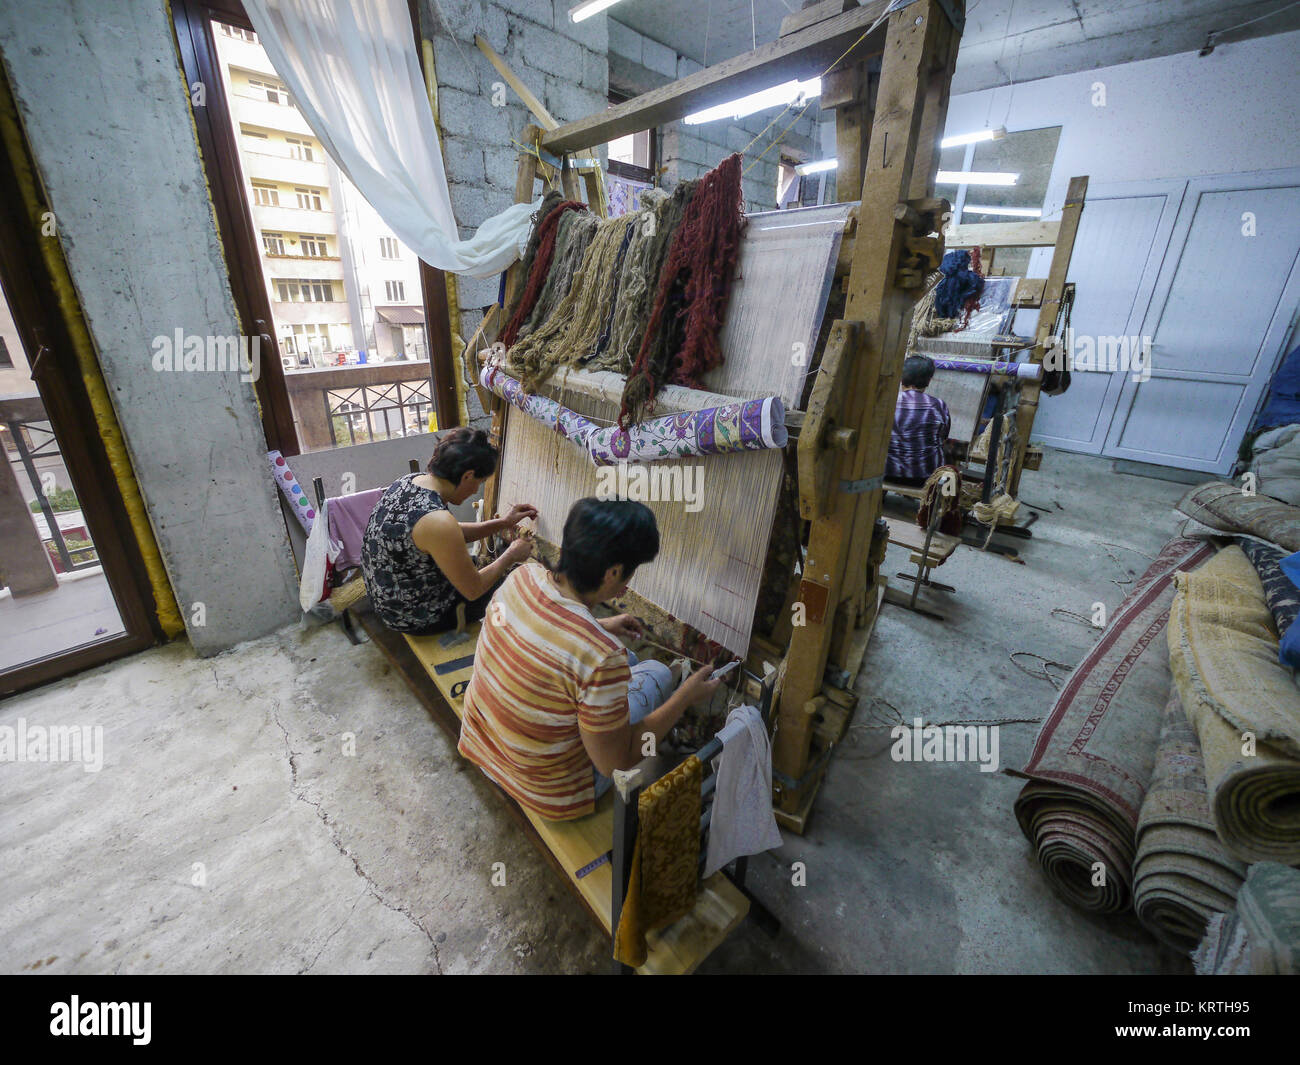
[932,249,985,326]
[500,195,586,347]
[620,153,745,428]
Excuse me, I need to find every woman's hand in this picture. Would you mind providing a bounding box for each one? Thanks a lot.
[503,503,538,527]
[678,662,723,706]
[502,537,534,566]
[601,614,643,640]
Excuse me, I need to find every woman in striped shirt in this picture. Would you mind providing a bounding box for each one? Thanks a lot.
[458,499,723,821]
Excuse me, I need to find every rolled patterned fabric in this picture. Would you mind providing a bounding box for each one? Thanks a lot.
[479,363,787,467]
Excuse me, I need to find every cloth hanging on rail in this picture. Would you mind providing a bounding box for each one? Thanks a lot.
[614,756,702,968]
[703,705,783,878]
[244,0,537,277]
[326,488,385,571]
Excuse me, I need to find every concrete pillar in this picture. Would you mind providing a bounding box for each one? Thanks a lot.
[0,446,57,596]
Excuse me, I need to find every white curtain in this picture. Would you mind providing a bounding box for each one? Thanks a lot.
[243,0,536,278]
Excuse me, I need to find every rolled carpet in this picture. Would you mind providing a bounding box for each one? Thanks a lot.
[1014,538,1214,914]
[1194,862,1300,974]
[1133,686,1247,953]
[1168,545,1300,864]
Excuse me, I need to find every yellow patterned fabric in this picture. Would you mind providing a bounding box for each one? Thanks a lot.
[613,756,702,967]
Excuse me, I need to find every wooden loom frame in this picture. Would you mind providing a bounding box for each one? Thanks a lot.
[942,173,1089,500]
[476,0,968,833]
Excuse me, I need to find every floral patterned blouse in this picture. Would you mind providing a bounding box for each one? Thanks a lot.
[360,474,461,634]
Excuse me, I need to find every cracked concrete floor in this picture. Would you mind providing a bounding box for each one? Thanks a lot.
[1,449,1198,973]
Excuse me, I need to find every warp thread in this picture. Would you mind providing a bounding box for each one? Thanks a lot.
[500,195,586,347]
[621,153,746,428]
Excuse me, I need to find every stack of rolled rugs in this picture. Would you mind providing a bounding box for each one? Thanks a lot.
[1016,482,1300,960]
[498,154,746,429]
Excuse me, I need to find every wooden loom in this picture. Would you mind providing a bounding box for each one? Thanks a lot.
[938,175,1089,500]
[466,0,970,834]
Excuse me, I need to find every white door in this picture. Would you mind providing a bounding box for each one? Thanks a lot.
[1103,170,1300,474]
[1031,180,1184,453]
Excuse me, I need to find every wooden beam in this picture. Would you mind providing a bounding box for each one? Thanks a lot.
[773,0,962,816]
[474,34,558,131]
[945,219,1061,248]
[540,0,892,154]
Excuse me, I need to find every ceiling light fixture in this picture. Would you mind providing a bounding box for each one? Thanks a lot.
[569,0,624,23]
[684,77,821,125]
[961,204,1043,218]
[940,126,1006,148]
[936,170,1020,186]
[795,158,838,176]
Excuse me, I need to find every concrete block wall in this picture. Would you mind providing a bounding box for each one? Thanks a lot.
[419,0,608,370]
[607,20,818,213]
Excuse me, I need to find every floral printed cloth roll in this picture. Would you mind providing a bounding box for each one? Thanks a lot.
[479,364,786,466]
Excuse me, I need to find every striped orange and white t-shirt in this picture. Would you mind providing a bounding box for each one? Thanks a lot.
[457,562,631,820]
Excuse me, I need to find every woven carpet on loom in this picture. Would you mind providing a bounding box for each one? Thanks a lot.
[1013,537,1214,914]
[1133,685,1246,953]
[494,203,852,655]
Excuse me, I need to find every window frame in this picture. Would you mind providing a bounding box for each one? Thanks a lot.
[172,0,458,454]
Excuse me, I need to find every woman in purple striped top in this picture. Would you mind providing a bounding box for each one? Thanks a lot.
[886,355,951,486]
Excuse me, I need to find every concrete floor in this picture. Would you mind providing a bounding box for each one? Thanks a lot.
[0,448,1197,974]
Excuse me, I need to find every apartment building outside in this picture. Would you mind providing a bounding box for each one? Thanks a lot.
[212,23,433,450]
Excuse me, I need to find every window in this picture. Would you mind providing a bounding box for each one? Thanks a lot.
[299,234,328,257]
[218,22,257,42]
[295,187,323,211]
[252,182,278,206]
[262,232,285,256]
[379,236,399,259]
[275,279,335,303]
[605,93,655,183]
[285,136,313,162]
[385,280,406,302]
[279,323,332,364]
[248,76,292,107]
[241,127,269,145]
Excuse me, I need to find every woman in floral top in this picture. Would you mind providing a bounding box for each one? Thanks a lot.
[361,427,537,634]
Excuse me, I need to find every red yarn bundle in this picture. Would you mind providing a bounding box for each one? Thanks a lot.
[620,153,746,427]
[501,199,586,348]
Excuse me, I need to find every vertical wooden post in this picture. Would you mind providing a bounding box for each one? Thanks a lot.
[1007,175,1087,497]
[481,126,542,522]
[772,0,963,820]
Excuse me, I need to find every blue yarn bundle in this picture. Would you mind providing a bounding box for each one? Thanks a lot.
[932,250,985,320]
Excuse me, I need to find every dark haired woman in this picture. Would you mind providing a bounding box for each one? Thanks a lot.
[457,497,722,821]
[886,354,952,486]
[360,426,537,635]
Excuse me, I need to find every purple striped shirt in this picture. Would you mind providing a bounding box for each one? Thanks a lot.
[887,388,950,480]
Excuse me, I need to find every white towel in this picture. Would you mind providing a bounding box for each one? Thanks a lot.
[704,705,783,877]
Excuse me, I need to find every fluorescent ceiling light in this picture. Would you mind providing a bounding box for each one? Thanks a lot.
[684,78,821,125]
[795,158,838,176]
[569,0,622,22]
[940,127,1005,148]
[936,170,1019,186]
[961,204,1042,218]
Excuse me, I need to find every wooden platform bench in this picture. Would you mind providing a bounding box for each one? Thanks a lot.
[363,614,764,974]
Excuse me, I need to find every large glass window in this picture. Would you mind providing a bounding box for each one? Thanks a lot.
[210,18,435,452]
